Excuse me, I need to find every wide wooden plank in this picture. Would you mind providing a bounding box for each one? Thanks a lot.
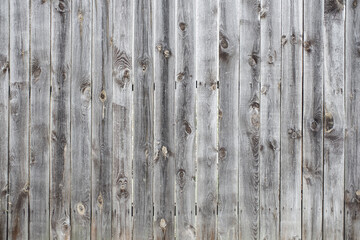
[50,0,72,238]
[112,0,132,238]
[133,0,154,238]
[174,0,196,238]
[323,0,345,239]
[153,0,175,239]
[218,0,239,239]
[0,0,9,238]
[345,1,360,239]
[302,0,324,239]
[196,0,218,238]
[91,0,112,239]
[280,0,303,239]
[239,0,260,239]
[30,0,51,239]
[8,0,30,238]
[259,0,281,239]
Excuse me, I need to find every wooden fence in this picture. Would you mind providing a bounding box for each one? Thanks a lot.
[0,0,359,239]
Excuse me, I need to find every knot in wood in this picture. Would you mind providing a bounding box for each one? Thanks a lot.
[179,22,186,31]
[218,147,227,160]
[177,72,185,82]
[353,0,358,8]
[248,55,258,66]
[281,35,288,46]
[55,0,69,13]
[288,128,301,139]
[160,218,167,230]
[184,120,192,134]
[162,146,168,157]
[177,169,186,189]
[304,41,312,52]
[310,119,320,132]
[76,203,85,215]
[163,49,171,58]
[356,190,360,196]
[220,38,228,49]
[290,34,297,45]
[97,193,104,208]
[22,182,30,193]
[325,111,334,133]
[99,90,107,102]
[156,44,163,52]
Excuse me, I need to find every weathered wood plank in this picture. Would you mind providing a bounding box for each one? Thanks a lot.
[50,0,72,238]
[239,0,260,239]
[133,0,154,238]
[345,0,360,238]
[259,0,281,239]
[0,0,9,238]
[112,0,132,238]
[8,0,30,238]
[91,0,112,239]
[30,0,51,239]
[196,0,218,238]
[280,0,303,239]
[174,0,196,238]
[302,0,324,239]
[153,0,175,239]
[218,0,239,239]
[323,0,345,239]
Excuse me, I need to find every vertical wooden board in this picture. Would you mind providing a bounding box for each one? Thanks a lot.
[133,0,154,238]
[50,0,72,239]
[112,0,132,238]
[71,0,92,238]
[196,0,218,239]
[302,0,324,239]
[91,0,112,239]
[259,0,281,239]
[30,0,51,239]
[323,0,345,239]
[175,0,196,238]
[0,0,9,238]
[239,0,260,239]
[218,0,239,239]
[345,1,360,239]
[8,0,29,238]
[153,0,175,239]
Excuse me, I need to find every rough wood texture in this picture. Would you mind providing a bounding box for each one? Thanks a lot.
[112,0,132,238]
[239,0,260,239]
[259,0,281,239]
[153,0,175,239]
[175,0,196,238]
[132,0,154,238]
[345,0,360,238]
[91,0,112,239]
[302,0,323,239]
[8,0,29,239]
[50,0,72,239]
[30,0,51,239]
[218,0,239,239]
[323,0,345,239]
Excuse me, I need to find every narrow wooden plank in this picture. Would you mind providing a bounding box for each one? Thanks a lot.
[91,0,112,238]
[8,0,30,238]
[302,0,324,239]
[174,0,196,238]
[0,0,9,238]
[112,0,132,238]
[30,0,51,239]
[259,0,281,239]
[50,0,72,238]
[345,1,360,238]
[239,0,260,239]
[280,0,303,239]
[323,1,345,239]
[133,0,154,238]
[218,0,239,239]
[70,0,92,238]
[196,0,218,239]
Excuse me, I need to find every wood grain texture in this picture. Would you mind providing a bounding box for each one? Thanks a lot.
[239,0,260,239]
[302,0,324,239]
[8,0,30,238]
[323,0,345,239]
[50,0,72,239]
[91,0,112,239]
[259,0,281,239]
[30,0,51,239]
[345,0,360,239]
[174,0,196,238]
[112,0,132,238]
[280,0,303,239]
[153,0,175,239]
[133,0,154,238]
[218,0,239,239]
[195,0,218,239]
[0,0,9,238]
